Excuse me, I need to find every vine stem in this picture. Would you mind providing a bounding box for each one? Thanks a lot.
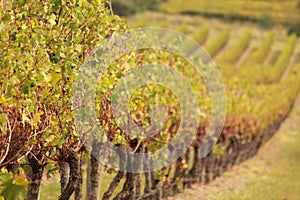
[0,116,14,165]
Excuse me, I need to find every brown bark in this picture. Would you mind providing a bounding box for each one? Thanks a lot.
[26,154,44,200]
[171,157,183,194]
[86,141,101,200]
[132,148,142,198]
[230,138,239,165]
[204,153,212,184]
[75,155,83,200]
[85,158,91,199]
[103,147,128,199]
[58,161,69,193]
[59,149,80,200]
[190,146,203,184]
[212,155,221,180]
[113,172,135,200]
[103,170,124,199]
[182,148,191,189]
[144,171,152,194]
[113,153,134,200]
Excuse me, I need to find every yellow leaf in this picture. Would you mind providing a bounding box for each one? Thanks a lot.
[21,24,27,30]
[0,96,8,106]
[48,14,56,26]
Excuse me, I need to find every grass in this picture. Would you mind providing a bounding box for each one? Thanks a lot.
[160,0,300,25]
[268,50,281,65]
[40,180,60,200]
[126,11,290,55]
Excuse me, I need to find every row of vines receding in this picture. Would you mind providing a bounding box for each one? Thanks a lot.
[1,0,300,200]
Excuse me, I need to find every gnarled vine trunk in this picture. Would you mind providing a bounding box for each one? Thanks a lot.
[75,154,83,200]
[59,149,80,200]
[86,141,101,200]
[26,154,44,200]
[58,161,69,193]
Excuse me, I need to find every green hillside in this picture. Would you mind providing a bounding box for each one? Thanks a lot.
[161,0,300,25]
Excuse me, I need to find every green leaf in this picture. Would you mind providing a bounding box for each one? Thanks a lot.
[0,176,27,200]
[50,73,62,85]
[0,113,7,126]
[0,22,7,32]
[13,177,27,186]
